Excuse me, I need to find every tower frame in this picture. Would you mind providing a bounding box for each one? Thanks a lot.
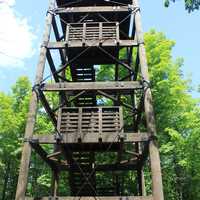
[15,0,164,200]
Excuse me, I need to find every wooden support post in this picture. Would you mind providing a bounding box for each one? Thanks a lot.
[15,1,55,199]
[78,107,82,139]
[141,169,146,196]
[116,22,120,45]
[51,108,62,196]
[133,0,164,200]
[51,170,59,197]
[99,107,102,138]
[66,24,70,46]
[82,23,86,45]
[99,22,103,45]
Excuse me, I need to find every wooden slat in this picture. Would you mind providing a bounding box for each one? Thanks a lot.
[54,6,130,13]
[78,107,82,138]
[31,132,149,144]
[42,81,142,93]
[47,39,138,48]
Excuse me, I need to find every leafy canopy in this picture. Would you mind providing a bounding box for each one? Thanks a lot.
[164,0,200,12]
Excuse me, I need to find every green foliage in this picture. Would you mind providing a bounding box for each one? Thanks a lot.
[0,77,32,199]
[145,30,200,199]
[0,77,56,198]
[164,0,200,12]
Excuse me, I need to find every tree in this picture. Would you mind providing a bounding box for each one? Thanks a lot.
[0,77,31,199]
[145,30,200,199]
[0,77,55,199]
[164,0,200,12]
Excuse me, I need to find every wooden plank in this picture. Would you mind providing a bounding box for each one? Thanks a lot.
[82,23,86,45]
[116,22,120,44]
[47,39,138,48]
[54,6,130,13]
[31,132,149,144]
[99,22,103,45]
[65,24,70,44]
[119,106,124,137]
[78,107,82,139]
[25,195,153,200]
[42,81,142,93]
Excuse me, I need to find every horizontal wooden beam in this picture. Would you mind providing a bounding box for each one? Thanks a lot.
[31,132,149,144]
[42,81,142,93]
[47,40,138,49]
[55,6,131,14]
[25,196,153,200]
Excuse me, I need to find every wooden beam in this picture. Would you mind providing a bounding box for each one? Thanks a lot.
[37,89,57,127]
[15,1,55,199]
[31,132,149,144]
[133,0,164,199]
[55,6,131,14]
[98,46,135,73]
[52,16,66,64]
[30,142,58,171]
[46,50,68,105]
[41,81,142,93]
[25,196,153,200]
[97,90,134,110]
[46,49,60,82]
[47,40,138,49]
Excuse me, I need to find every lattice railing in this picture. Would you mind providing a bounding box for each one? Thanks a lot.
[66,22,119,43]
[58,107,124,140]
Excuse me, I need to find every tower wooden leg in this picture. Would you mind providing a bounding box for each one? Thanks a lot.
[51,170,59,197]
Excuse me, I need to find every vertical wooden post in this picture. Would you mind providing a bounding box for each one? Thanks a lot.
[51,166,59,197]
[132,0,164,200]
[82,23,86,45]
[15,1,55,199]
[78,107,83,139]
[99,22,103,45]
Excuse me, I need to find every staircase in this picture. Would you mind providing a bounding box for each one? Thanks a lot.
[69,64,96,196]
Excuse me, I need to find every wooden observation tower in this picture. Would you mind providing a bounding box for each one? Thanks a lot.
[15,0,164,199]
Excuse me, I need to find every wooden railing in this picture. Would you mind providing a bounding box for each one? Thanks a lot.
[58,107,124,139]
[66,22,119,44]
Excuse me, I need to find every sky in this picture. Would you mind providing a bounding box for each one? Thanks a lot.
[0,0,199,97]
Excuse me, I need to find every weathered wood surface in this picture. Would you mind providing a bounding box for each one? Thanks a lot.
[31,132,149,144]
[15,0,55,199]
[55,6,131,13]
[25,196,153,200]
[47,40,138,48]
[133,0,164,199]
[42,81,142,93]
